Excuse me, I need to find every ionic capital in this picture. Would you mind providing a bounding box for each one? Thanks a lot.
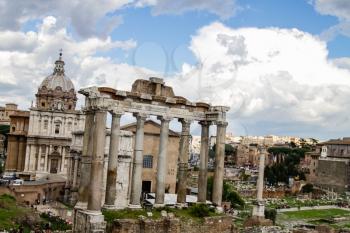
[178,118,192,126]
[216,121,228,127]
[133,112,148,121]
[157,115,172,123]
[199,120,211,126]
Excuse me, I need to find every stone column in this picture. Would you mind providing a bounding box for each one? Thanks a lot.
[38,145,42,171]
[76,110,95,209]
[104,112,122,209]
[72,154,79,189]
[252,147,267,218]
[17,137,26,171]
[61,146,65,172]
[130,113,147,208]
[24,144,30,171]
[212,121,227,208]
[44,146,49,172]
[176,119,191,206]
[198,121,210,203]
[87,110,107,211]
[155,116,171,206]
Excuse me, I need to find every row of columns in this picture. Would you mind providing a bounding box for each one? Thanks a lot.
[75,108,228,213]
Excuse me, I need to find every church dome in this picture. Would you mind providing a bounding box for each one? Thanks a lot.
[39,55,75,92]
[35,52,77,111]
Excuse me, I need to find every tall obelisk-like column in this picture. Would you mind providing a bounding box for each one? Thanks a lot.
[155,116,171,206]
[252,146,266,218]
[104,112,122,209]
[212,121,227,209]
[176,119,191,206]
[198,121,210,203]
[75,110,95,210]
[130,113,147,208]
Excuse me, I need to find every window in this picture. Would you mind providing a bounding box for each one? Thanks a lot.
[41,102,45,107]
[55,124,60,134]
[143,155,153,168]
[44,120,48,130]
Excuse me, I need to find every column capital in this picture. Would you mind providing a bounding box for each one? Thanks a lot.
[199,120,212,126]
[110,109,124,117]
[178,118,192,125]
[157,115,172,122]
[133,112,148,120]
[216,121,228,127]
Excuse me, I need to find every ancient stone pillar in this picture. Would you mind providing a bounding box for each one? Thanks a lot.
[176,119,191,205]
[17,137,26,171]
[155,116,171,206]
[104,112,122,209]
[130,113,147,207]
[87,110,107,211]
[252,147,266,218]
[76,110,94,209]
[212,121,227,207]
[257,148,266,202]
[198,121,210,203]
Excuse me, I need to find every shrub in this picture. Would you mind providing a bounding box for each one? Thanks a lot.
[264,208,277,224]
[188,204,212,218]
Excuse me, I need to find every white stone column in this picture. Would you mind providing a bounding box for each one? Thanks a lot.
[24,144,31,171]
[212,121,227,208]
[155,116,171,206]
[198,121,210,203]
[38,145,42,171]
[177,119,191,206]
[104,112,122,209]
[87,110,107,211]
[61,146,66,172]
[130,113,147,207]
[44,146,49,172]
[252,147,267,218]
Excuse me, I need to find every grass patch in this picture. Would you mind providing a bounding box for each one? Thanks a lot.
[282,209,350,220]
[103,204,222,223]
[0,194,30,230]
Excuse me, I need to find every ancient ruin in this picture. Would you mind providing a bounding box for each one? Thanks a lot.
[73,77,229,232]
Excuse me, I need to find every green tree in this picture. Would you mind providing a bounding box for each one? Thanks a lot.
[211,143,235,156]
[207,177,245,208]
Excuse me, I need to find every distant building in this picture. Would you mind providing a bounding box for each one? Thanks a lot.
[300,151,320,183]
[5,110,30,172]
[121,120,180,194]
[0,103,18,125]
[314,138,350,192]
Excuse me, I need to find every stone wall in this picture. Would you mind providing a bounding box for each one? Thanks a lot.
[106,216,236,233]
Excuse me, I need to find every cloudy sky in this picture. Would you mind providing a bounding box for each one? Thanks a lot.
[1,0,350,139]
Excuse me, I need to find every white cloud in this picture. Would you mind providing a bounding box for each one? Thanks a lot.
[0,0,132,38]
[313,0,350,40]
[0,0,238,39]
[0,16,156,109]
[169,22,350,138]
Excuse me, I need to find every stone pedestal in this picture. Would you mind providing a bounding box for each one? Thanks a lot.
[252,200,265,218]
[74,209,106,233]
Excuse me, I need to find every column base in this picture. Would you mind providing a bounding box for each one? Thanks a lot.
[102,204,118,210]
[252,201,265,218]
[175,203,188,209]
[128,204,142,209]
[153,203,166,208]
[215,206,224,213]
[73,209,106,233]
[75,201,88,210]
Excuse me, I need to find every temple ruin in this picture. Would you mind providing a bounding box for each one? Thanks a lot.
[73,77,229,232]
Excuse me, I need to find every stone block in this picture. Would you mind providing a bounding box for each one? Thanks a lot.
[74,209,106,233]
